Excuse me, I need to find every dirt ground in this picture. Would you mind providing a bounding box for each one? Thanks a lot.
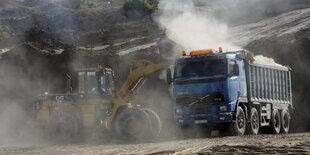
[0,133,309,155]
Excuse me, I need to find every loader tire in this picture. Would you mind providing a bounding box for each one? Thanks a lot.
[113,107,151,142]
[141,108,161,140]
[45,111,81,144]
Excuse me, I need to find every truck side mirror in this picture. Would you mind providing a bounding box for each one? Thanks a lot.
[166,68,172,85]
[233,64,239,76]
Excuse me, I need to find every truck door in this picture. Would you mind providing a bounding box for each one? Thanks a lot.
[228,60,241,101]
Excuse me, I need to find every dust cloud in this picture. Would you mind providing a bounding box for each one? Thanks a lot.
[155,0,294,67]
[154,0,239,53]
[0,62,45,145]
[0,101,44,145]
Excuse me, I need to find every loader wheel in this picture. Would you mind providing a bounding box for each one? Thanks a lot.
[229,106,246,136]
[271,109,281,134]
[113,107,151,142]
[45,111,81,144]
[280,110,290,134]
[141,108,161,140]
[246,108,259,135]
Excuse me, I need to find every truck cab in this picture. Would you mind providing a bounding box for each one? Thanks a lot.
[170,50,245,125]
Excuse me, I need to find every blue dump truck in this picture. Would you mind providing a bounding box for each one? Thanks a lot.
[166,49,292,138]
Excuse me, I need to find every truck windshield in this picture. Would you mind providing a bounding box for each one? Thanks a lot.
[175,59,227,78]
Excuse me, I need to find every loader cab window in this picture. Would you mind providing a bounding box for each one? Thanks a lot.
[78,71,99,94]
[86,72,98,94]
[78,72,85,93]
[78,69,114,95]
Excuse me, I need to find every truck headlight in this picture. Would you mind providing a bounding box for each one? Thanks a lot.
[220,106,227,112]
[175,109,183,115]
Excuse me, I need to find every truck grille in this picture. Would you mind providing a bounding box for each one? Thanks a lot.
[176,94,224,106]
[188,104,213,116]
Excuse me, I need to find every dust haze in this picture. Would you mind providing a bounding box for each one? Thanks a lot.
[155,0,239,53]
[0,61,45,145]
[0,0,309,149]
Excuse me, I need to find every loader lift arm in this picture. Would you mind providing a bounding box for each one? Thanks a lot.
[106,60,168,127]
[117,59,168,100]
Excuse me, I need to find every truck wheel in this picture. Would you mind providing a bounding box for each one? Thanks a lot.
[271,109,281,134]
[113,107,151,142]
[230,106,246,136]
[141,108,161,140]
[45,111,81,144]
[280,110,290,134]
[246,108,260,135]
[180,125,197,139]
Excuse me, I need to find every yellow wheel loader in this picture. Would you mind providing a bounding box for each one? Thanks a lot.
[32,60,168,143]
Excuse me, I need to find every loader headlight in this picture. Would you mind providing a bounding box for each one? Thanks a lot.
[220,106,227,112]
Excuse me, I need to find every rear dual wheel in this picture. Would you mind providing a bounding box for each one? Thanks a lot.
[246,108,260,135]
[271,109,281,134]
[280,110,290,134]
[269,109,290,134]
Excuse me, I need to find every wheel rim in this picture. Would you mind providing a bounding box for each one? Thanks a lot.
[237,110,245,130]
[252,111,259,132]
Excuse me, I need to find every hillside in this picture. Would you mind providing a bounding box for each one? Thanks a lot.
[0,0,310,147]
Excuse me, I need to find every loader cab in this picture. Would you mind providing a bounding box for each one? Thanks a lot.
[76,67,114,96]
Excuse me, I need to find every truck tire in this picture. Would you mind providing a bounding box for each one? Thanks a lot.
[246,108,259,135]
[45,111,81,144]
[271,109,281,134]
[280,110,290,134]
[141,108,161,140]
[113,107,151,142]
[180,125,197,139]
[229,106,246,136]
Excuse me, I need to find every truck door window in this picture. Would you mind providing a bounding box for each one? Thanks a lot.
[228,60,237,76]
[78,72,85,93]
[86,72,98,94]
